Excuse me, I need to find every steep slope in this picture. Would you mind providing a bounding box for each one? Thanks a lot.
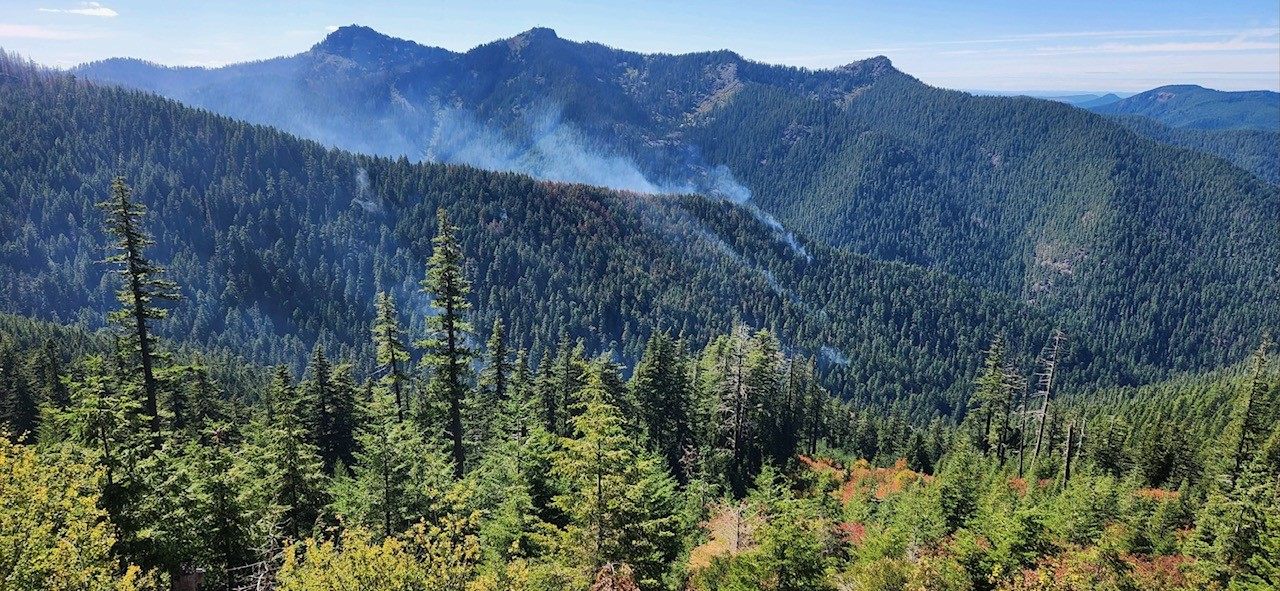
[1103,114,1279,184]
[1090,84,1280,131]
[0,55,1074,419]
[693,77,1278,372]
[72,27,1280,377]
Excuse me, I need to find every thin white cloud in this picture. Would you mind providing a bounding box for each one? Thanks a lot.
[325,25,340,33]
[1000,28,1278,42]
[38,2,118,17]
[768,27,1280,64]
[0,22,100,39]
[1036,40,1280,56]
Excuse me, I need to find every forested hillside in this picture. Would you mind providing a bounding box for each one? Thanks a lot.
[1,192,1275,590]
[1090,85,1280,131]
[0,54,1079,420]
[1102,114,1279,184]
[0,27,1276,591]
[74,27,1280,379]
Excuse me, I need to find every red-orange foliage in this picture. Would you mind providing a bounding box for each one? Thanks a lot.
[1132,488,1179,501]
[799,456,927,506]
[837,521,867,546]
[1002,548,1193,591]
[1126,553,1191,589]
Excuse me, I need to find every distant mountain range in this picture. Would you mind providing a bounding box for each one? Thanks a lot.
[1069,93,1124,108]
[59,26,1280,372]
[1089,84,1280,131]
[981,92,1124,108]
[2,26,1275,409]
[0,55,1058,419]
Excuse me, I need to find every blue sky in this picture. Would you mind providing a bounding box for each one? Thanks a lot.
[1,0,1277,92]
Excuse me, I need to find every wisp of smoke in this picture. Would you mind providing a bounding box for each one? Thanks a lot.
[426,104,662,194]
[352,167,383,213]
[821,345,850,366]
[422,101,810,263]
[744,205,811,262]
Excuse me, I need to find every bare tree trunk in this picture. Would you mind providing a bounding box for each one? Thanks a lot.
[1062,420,1075,485]
[1017,379,1029,478]
[1031,331,1066,474]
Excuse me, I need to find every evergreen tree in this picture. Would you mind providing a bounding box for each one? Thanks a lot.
[1090,416,1129,478]
[1225,339,1276,487]
[972,337,1007,455]
[185,360,224,430]
[418,208,475,478]
[743,330,784,477]
[300,346,358,472]
[552,363,682,587]
[472,427,546,565]
[476,318,512,444]
[371,292,410,422]
[189,429,253,589]
[707,326,752,493]
[245,412,326,543]
[0,342,38,437]
[300,345,330,451]
[97,177,180,436]
[539,334,587,438]
[504,348,537,442]
[324,363,360,472]
[61,356,145,500]
[264,365,296,426]
[800,357,826,457]
[34,338,71,409]
[631,331,692,482]
[332,392,455,538]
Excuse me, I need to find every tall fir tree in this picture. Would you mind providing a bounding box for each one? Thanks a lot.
[972,337,1007,455]
[475,318,512,445]
[0,342,38,438]
[35,338,71,409]
[553,361,682,585]
[630,331,692,482]
[332,392,455,538]
[418,208,475,479]
[302,345,357,472]
[371,292,410,422]
[1226,338,1276,488]
[539,334,587,438]
[97,177,179,436]
[324,364,360,472]
[249,413,326,543]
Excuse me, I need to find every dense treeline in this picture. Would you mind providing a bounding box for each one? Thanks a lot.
[1104,114,1279,185]
[0,188,947,589]
[692,75,1278,378]
[1,53,1100,422]
[1089,85,1280,132]
[0,186,1275,589]
[72,26,1280,382]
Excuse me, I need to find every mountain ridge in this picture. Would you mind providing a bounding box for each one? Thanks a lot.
[1,54,1080,420]
[1090,84,1280,131]
[65,27,1280,380]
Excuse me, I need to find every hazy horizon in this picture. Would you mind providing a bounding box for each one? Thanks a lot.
[1,0,1276,92]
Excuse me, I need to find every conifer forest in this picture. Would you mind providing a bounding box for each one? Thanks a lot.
[0,7,1277,591]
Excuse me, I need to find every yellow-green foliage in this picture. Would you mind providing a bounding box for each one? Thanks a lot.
[0,436,156,591]
[276,511,482,591]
